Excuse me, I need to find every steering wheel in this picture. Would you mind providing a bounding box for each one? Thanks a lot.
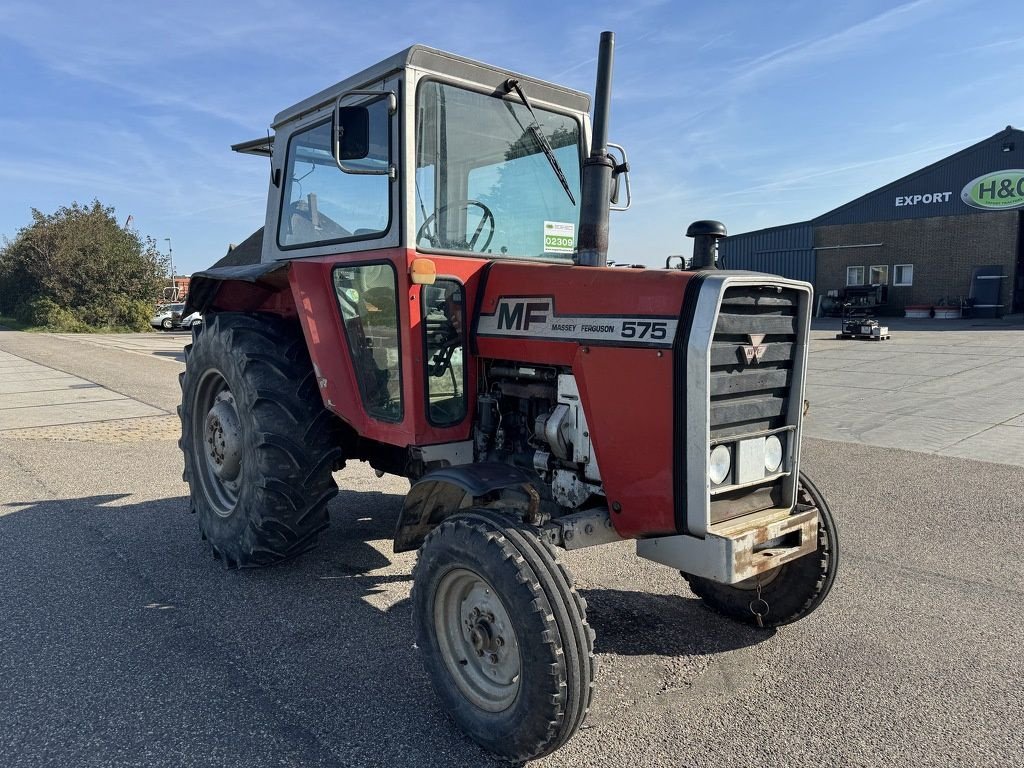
[417,199,495,252]
[424,315,461,377]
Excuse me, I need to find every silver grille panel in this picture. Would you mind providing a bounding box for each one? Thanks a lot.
[684,275,812,538]
[709,287,800,440]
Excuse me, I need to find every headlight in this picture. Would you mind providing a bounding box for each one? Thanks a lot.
[709,444,731,485]
[764,434,784,473]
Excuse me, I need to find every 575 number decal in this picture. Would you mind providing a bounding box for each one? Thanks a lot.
[621,321,668,340]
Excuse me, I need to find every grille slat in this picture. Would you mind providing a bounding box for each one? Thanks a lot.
[715,312,796,336]
[720,291,797,308]
[711,393,787,425]
[710,341,793,367]
[710,286,800,437]
[710,367,790,396]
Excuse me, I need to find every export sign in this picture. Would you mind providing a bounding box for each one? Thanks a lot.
[961,170,1024,210]
[895,191,952,207]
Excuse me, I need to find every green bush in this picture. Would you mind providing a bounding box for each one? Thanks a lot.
[23,298,93,333]
[77,295,152,332]
[0,200,169,332]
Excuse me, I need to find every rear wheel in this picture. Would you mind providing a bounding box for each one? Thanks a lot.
[682,471,839,628]
[161,318,173,330]
[412,510,595,761]
[178,312,344,566]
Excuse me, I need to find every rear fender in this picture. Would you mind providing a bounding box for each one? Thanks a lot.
[394,463,541,552]
[184,263,296,317]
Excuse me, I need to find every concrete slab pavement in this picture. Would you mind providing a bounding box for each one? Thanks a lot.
[0,349,167,435]
[51,331,190,364]
[805,319,1024,467]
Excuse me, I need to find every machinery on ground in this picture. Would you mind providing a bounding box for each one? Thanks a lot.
[179,32,839,761]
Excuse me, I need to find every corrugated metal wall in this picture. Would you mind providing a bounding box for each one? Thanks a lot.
[720,222,815,284]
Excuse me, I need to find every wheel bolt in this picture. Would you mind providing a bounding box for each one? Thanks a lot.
[477,649,484,657]
[495,637,504,647]
[490,654,499,663]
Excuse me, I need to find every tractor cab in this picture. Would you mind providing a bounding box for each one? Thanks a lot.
[223,45,628,453]
[233,46,620,266]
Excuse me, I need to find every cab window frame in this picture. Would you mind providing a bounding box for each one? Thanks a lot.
[277,106,395,252]
[412,75,585,263]
[420,276,468,427]
[331,260,405,424]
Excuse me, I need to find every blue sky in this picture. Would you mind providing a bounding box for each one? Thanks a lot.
[1,0,1022,275]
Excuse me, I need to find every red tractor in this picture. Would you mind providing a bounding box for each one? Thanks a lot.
[181,32,838,761]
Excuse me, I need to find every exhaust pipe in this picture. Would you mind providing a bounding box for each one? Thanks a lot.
[577,31,616,268]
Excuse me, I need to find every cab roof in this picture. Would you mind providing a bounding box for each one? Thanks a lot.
[271,44,591,128]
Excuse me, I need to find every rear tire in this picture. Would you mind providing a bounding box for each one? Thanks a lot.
[412,510,596,761]
[682,471,839,628]
[161,318,173,330]
[178,312,344,567]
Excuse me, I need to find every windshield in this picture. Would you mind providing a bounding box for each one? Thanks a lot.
[416,81,581,260]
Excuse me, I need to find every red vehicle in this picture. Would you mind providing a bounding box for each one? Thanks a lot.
[181,33,838,761]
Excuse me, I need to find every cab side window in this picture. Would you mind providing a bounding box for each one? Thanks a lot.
[333,264,403,422]
[279,99,391,249]
[422,279,467,426]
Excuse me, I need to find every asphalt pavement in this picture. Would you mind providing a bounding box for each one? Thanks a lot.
[1,327,1022,767]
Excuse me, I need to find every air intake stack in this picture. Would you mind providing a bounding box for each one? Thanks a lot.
[686,220,727,270]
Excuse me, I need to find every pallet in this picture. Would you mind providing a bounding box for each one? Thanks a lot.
[835,333,891,341]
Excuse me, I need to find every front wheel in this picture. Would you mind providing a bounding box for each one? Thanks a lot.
[682,471,839,628]
[161,318,173,330]
[412,511,595,761]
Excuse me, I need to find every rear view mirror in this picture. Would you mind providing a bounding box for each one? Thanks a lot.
[335,107,369,161]
[332,90,397,178]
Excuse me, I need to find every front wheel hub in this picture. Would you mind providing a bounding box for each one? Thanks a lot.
[434,569,521,712]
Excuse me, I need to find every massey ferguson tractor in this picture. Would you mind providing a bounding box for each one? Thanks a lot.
[180,32,838,761]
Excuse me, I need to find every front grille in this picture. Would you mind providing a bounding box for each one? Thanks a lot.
[709,286,801,439]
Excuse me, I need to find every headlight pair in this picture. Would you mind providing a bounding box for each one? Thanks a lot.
[709,434,784,486]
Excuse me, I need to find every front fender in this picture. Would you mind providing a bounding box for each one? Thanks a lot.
[394,463,540,552]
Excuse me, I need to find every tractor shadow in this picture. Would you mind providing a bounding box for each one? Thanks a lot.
[580,588,774,657]
[0,487,768,767]
[0,488,502,768]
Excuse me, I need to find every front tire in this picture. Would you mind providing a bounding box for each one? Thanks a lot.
[178,312,344,567]
[682,471,839,628]
[161,318,173,330]
[412,511,595,761]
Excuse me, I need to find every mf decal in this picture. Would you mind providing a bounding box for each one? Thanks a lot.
[478,297,678,348]
[497,301,549,331]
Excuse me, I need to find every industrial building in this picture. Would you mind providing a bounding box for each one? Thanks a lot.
[722,126,1024,317]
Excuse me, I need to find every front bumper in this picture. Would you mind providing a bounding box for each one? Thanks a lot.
[636,504,819,584]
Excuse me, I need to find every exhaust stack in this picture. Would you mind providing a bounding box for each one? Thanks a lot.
[576,31,616,268]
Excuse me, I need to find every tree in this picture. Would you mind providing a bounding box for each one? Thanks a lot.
[0,200,169,331]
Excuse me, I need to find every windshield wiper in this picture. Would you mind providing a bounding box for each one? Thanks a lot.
[503,78,576,206]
